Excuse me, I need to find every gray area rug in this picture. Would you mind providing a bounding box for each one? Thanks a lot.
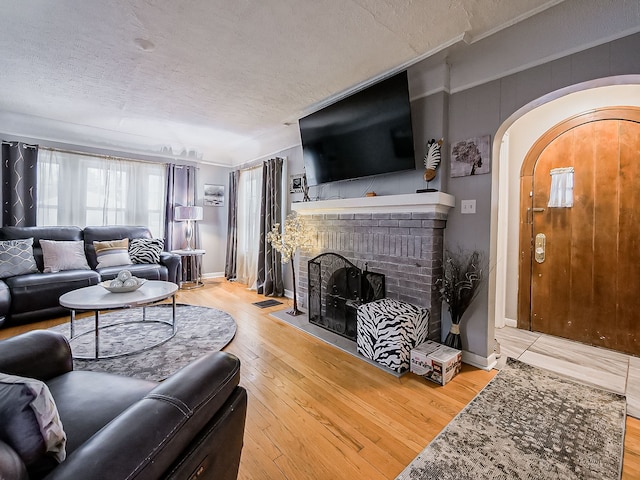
[397,358,626,480]
[49,304,236,381]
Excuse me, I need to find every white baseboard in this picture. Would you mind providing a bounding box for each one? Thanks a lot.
[284,289,293,299]
[202,272,225,279]
[462,350,498,371]
[504,317,517,327]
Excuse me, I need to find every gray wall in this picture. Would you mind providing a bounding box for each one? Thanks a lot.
[197,163,231,275]
[268,28,640,361]
[444,31,640,358]
[3,0,638,362]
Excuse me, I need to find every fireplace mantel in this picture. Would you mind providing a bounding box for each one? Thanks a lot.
[291,192,455,215]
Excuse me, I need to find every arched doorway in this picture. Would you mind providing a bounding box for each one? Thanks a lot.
[518,107,640,355]
[489,76,640,354]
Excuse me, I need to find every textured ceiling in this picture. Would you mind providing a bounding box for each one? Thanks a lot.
[0,0,564,165]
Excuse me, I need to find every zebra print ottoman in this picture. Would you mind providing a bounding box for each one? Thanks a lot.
[356,298,430,373]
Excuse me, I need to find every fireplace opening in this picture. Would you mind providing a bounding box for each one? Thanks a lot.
[308,253,385,340]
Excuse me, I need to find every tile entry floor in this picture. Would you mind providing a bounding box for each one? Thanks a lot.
[495,326,640,418]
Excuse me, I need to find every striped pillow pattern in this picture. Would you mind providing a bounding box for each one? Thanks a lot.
[93,239,132,268]
[128,238,164,264]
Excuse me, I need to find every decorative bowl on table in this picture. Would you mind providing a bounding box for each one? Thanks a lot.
[100,270,146,293]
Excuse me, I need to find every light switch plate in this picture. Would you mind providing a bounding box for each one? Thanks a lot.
[461,199,476,214]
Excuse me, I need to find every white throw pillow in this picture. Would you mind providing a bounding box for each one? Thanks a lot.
[40,240,90,273]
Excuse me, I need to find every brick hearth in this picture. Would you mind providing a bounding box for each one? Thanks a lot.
[292,193,454,342]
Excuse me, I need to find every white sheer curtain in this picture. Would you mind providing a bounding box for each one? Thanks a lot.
[236,165,263,289]
[548,167,574,208]
[37,149,166,237]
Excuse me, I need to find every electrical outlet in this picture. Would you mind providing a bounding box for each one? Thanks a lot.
[461,199,476,214]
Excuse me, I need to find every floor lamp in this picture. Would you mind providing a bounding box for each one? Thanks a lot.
[174,206,203,250]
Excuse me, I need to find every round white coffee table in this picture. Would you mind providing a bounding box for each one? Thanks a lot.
[59,280,179,359]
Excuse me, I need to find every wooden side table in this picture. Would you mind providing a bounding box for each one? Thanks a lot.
[171,249,205,289]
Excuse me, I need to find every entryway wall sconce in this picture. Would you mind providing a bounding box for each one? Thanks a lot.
[548,167,574,208]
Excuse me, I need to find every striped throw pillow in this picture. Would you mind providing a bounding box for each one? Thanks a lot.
[93,239,132,268]
[129,238,164,264]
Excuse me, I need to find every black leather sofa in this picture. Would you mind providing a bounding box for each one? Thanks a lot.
[0,330,247,480]
[0,226,181,327]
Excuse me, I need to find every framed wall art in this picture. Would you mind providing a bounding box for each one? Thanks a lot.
[450,135,491,177]
[204,184,225,206]
[289,173,304,194]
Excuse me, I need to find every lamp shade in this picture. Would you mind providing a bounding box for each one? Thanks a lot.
[174,206,203,221]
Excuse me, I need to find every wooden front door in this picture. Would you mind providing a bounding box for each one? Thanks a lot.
[518,107,640,355]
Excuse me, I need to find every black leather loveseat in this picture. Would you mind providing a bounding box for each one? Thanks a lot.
[0,330,247,480]
[0,226,181,327]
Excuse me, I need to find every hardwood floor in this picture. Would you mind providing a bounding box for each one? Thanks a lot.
[2,278,640,479]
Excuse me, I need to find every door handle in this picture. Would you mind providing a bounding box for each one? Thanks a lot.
[526,207,546,224]
[535,233,546,263]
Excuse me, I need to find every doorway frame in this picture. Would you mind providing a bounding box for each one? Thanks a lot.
[489,75,640,334]
[517,106,640,330]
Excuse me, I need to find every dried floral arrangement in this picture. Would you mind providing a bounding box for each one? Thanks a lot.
[437,248,484,349]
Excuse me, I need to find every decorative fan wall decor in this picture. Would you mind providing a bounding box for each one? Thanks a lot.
[423,138,442,181]
[417,138,443,193]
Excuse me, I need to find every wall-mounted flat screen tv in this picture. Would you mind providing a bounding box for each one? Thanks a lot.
[299,71,415,187]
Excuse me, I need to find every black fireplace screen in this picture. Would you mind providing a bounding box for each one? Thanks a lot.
[308,253,385,340]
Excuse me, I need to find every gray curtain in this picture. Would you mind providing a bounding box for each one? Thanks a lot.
[2,141,38,227]
[164,164,197,251]
[225,170,239,280]
[257,157,283,296]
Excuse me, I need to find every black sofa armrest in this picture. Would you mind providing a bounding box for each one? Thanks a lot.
[45,351,246,480]
[0,280,10,327]
[0,331,73,380]
[160,251,182,285]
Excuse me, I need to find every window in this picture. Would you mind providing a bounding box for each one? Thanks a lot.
[235,165,263,289]
[37,149,166,237]
[547,167,574,208]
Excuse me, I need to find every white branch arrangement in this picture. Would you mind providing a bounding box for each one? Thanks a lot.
[266,212,314,315]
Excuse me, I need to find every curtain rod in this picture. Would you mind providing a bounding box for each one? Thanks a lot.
[237,156,283,173]
[5,144,201,168]
[38,146,173,166]
[1,141,37,149]
[240,163,263,172]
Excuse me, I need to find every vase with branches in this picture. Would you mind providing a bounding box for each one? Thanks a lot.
[266,212,314,316]
[437,248,484,349]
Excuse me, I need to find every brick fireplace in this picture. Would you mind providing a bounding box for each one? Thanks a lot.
[292,192,455,342]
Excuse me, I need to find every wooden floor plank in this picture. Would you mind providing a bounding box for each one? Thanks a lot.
[1,278,639,479]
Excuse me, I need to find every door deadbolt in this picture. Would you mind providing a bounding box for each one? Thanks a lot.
[535,233,546,263]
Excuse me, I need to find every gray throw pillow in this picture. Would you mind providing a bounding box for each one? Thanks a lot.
[40,240,90,273]
[0,238,39,279]
[0,373,67,469]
